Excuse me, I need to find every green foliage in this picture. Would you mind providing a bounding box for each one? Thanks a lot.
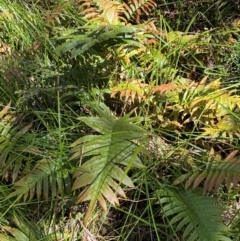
[8,155,71,201]
[0,103,32,182]
[56,25,144,58]
[0,213,65,241]
[174,150,240,194]
[156,187,231,241]
[70,102,147,224]
[0,0,240,240]
[158,0,240,31]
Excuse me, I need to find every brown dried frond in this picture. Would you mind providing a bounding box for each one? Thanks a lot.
[0,42,11,56]
[152,83,178,95]
[122,0,157,24]
[78,0,102,23]
[46,2,68,26]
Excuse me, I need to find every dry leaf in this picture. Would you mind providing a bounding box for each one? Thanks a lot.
[152,83,177,95]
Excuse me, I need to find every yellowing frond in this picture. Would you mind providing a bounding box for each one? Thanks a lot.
[79,0,124,25]
[200,115,240,141]
[111,79,149,103]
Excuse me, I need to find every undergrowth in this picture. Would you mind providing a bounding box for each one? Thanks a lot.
[0,0,240,241]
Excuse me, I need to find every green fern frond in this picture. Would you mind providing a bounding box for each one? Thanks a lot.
[0,103,32,183]
[7,157,71,201]
[1,214,63,241]
[70,102,147,224]
[157,187,231,241]
[174,150,240,193]
[56,25,143,58]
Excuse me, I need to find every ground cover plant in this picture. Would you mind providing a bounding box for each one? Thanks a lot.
[0,0,240,240]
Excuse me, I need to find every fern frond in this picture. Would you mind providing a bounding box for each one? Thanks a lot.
[116,44,147,66]
[70,102,147,224]
[174,150,240,194]
[7,157,71,201]
[200,114,240,141]
[46,3,68,26]
[111,79,148,103]
[157,187,231,241]
[162,77,240,132]
[79,0,157,25]
[56,25,143,58]
[0,103,32,183]
[123,0,157,24]
[79,0,123,25]
[153,83,178,95]
[1,214,63,241]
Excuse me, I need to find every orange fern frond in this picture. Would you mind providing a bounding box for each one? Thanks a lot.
[0,41,11,55]
[152,83,178,95]
[122,0,157,24]
[46,3,68,26]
